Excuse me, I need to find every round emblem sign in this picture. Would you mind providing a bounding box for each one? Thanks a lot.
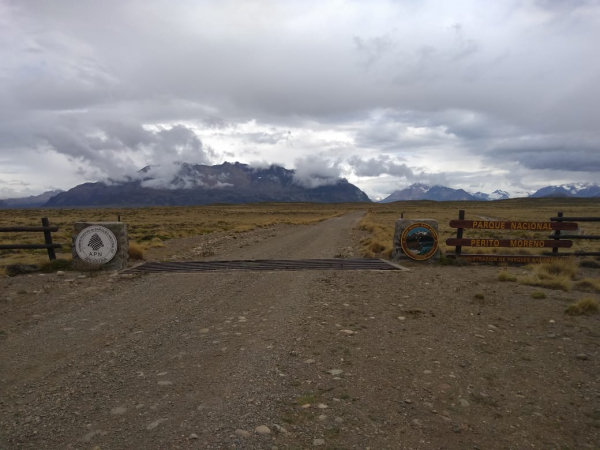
[75,226,118,264]
[400,223,439,261]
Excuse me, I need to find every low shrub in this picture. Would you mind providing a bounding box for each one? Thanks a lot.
[518,274,571,291]
[531,292,546,299]
[498,270,517,282]
[574,278,600,293]
[128,242,145,260]
[565,297,599,316]
[39,258,72,273]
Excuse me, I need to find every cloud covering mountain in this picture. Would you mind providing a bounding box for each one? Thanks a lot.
[1,1,599,200]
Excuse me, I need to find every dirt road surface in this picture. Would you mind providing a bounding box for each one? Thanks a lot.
[1,212,599,449]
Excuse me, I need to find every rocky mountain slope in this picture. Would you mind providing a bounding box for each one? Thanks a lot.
[46,162,371,207]
[380,183,479,202]
[530,183,600,198]
[0,190,63,209]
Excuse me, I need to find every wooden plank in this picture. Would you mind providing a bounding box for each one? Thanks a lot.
[446,238,572,248]
[0,226,59,232]
[547,235,600,240]
[551,216,600,222]
[455,254,564,264]
[449,220,578,231]
[0,244,62,250]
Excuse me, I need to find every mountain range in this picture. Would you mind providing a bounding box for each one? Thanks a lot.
[0,190,64,208]
[43,162,370,207]
[380,183,600,202]
[0,164,598,208]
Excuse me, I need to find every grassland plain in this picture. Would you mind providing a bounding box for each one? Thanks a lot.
[0,203,365,265]
[1,198,599,266]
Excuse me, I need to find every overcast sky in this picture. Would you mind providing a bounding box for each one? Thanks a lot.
[1,0,599,200]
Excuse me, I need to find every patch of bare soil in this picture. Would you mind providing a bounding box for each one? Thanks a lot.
[0,212,598,449]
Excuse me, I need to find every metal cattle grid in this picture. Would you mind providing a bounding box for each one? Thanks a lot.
[123,258,406,274]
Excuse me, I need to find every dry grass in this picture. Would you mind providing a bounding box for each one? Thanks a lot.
[574,278,600,293]
[358,212,394,258]
[565,297,599,315]
[2,198,599,264]
[530,292,546,299]
[0,266,6,277]
[518,274,572,291]
[532,258,579,279]
[0,203,352,265]
[517,257,579,291]
[128,242,145,260]
[498,270,517,282]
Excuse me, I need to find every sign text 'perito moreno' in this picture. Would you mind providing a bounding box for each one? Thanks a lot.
[446,238,573,249]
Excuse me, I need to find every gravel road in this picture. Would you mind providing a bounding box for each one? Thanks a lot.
[1,212,599,449]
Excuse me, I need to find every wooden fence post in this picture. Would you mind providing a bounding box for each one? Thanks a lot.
[41,217,56,261]
[455,210,465,256]
[552,212,563,255]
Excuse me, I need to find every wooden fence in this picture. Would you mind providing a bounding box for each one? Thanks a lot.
[0,218,62,261]
[447,210,584,264]
[548,213,600,257]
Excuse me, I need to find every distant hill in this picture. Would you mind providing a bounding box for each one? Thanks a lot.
[0,190,64,209]
[380,183,479,202]
[530,183,600,198]
[45,162,371,207]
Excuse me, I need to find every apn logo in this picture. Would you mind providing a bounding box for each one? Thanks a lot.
[88,233,104,251]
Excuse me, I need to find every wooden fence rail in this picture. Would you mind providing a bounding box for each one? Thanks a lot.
[546,212,600,257]
[0,217,61,261]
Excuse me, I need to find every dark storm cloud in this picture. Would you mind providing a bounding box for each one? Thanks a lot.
[488,137,600,172]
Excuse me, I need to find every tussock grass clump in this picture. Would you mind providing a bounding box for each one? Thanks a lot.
[39,258,72,273]
[358,213,393,259]
[565,297,599,316]
[518,274,571,291]
[146,237,166,248]
[535,258,579,279]
[531,292,546,299]
[517,258,578,291]
[498,270,517,282]
[574,278,600,293]
[128,242,145,260]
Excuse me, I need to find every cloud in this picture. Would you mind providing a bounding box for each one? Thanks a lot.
[486,134,600,171]
[1,0,600,198]
[293,156,343,188]
[347,155,413,178]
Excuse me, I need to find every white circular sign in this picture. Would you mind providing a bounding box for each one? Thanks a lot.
[75,226,118,264]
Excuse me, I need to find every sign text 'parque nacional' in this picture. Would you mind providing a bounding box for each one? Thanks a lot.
[75,225,118,264]
[449,220,578,231]
[400,222,439,261]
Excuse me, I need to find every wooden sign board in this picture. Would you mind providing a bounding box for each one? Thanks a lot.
[456,254,564,264]
[449,220,578,231]
[446,238,573,249]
